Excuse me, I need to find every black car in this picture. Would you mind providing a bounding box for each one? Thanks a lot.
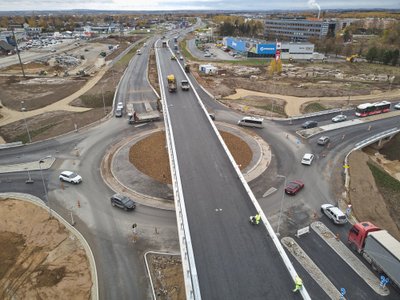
[301,120,318,129]
[111,194,136,211]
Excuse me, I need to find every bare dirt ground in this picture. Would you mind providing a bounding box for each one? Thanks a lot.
[190,60,400,116]
[0,76,88,111]
[0,52,125,143]
[0,35,141,143]
[0,39,399,298]
[129,130,252,184]
[348,150,400,240]
[147,254,184,300]
[0,198,92,300]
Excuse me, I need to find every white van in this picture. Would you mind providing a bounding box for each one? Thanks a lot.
[238,117,264,128]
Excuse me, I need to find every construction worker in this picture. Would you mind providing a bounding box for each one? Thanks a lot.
[255,214,261,225]
[293,275,303,292]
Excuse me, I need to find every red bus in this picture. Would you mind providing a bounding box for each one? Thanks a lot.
[355,101,391,117]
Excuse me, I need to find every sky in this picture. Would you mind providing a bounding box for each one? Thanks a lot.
[0,0,398,11]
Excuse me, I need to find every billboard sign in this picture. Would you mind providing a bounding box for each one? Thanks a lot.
[226,37,246,52]
[256,44,276,55]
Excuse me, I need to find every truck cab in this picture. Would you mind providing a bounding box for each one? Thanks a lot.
[348,222,380,252]
[167,74,177,92]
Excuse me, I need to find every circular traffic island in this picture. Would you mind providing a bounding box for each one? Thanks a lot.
[129,130,253,185]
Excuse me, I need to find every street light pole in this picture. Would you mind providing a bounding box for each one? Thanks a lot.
[39,156,52,217]
[21,101,32,143]
[276,174,287,237]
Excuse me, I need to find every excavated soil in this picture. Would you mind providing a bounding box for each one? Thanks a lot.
[147,254,184,300]
[0,76,88,111]
[129,130,252,184]
[0,199,92,300]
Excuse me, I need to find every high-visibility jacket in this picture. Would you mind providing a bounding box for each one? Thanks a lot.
[295,276,303,286]
[255,214,261,223]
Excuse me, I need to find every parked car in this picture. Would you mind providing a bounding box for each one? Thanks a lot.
[332,114,347,123]
[111,194,136,211]
[321,204,348,224]
[285,180,304,195]
[394,102,400,110]
[204,52,211,57]
[301,153,315,165]
[317,136,330,146]
[59,171,82,184]
[301,120,318,129]
[179,56,184,60]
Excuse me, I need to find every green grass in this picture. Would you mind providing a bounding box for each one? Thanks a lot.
[303,102,327,113]
[14,123,57,144]
[115,42,144,67]
[368,162,400,192]
[254,104,286,116]
[179,40,195,61]
[80,92,114,108]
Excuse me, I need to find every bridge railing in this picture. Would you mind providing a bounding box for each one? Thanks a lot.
[155,39,201,300]
[173,43,311,300]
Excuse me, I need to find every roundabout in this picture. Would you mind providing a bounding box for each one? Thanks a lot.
[101,122,272,210]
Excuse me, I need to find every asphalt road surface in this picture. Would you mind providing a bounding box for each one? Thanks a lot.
[157,40,303,299]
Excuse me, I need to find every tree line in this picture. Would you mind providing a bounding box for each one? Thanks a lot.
[212,16,264,37]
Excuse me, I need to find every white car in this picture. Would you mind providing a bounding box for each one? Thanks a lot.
[332,114,347,123]
[394,102,400,110]
[301,153,314,165]
[117,102,123,110]
[59,171,82,184]
[321,204,348,224]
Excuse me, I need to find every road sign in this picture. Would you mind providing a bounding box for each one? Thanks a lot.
[380,276,389,288]
[296,226,309,237]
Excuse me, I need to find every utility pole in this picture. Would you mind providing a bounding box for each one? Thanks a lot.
[11,26,26,78]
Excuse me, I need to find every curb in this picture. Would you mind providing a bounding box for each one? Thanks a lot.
[0,192,99,300]
[143,251,181,300]
[100,131,175,211]
[100,123,270,211]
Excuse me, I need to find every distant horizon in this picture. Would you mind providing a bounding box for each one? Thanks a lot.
[0,1,399,13]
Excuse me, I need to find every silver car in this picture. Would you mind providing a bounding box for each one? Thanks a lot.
[321,204,348,224]
[59,171,82,184]
[332,114,347,123]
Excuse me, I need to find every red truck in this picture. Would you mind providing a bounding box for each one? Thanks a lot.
[348,222,400,289]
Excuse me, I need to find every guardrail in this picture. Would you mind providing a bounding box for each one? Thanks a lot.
[0,141,23,149]
[173,43,311,300]
[289,108,352,121]
[354,127,400,150]
[344,127,400,191]
[155,39,201,300]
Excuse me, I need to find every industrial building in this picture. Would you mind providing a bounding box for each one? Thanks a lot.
[223,37,319,60]
[264,18,337,42]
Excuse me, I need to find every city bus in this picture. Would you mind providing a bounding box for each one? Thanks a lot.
[355,101,391,117]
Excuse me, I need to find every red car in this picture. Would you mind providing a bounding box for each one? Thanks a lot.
[285,180,304,195]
